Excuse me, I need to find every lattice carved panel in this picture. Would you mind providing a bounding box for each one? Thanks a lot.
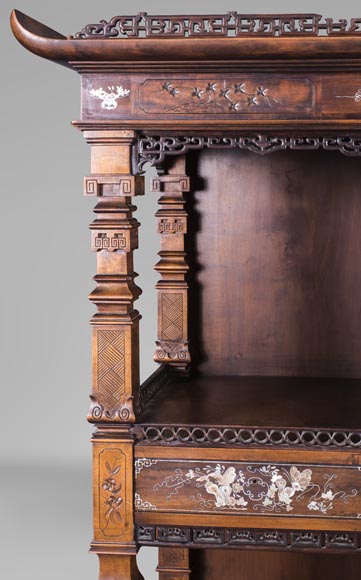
[161,294,184,341]
[97,330,126,409]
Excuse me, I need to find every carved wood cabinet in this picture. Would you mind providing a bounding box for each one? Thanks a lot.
[11,10,361,580]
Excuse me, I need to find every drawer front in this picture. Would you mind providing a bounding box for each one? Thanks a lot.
[135,457,361,521]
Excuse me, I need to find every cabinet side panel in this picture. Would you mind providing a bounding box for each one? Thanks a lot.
[193,149,361,377]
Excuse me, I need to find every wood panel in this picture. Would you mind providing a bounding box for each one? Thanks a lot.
[192,148,361,377]
[190,549,361,580]
[80,73,361,122]
[135,457,360,524]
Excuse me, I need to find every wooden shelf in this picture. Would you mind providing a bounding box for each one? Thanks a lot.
[139,374,361,431]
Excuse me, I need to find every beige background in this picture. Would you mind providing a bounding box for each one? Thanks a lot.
[1,1,358,579]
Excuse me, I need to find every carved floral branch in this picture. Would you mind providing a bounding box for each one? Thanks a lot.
[102,460,123,524]
[162,80,277,113]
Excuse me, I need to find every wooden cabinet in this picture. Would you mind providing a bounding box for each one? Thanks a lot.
[11,9,361,580]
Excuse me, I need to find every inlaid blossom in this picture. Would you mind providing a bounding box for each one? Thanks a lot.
[191,87,204,99]
[205,82,217,93]
[257,86,268,96]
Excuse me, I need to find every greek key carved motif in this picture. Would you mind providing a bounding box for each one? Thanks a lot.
[84,174,144,196]
[158,218,187,234]
[92,232,127,251]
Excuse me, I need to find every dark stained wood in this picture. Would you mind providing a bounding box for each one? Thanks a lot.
[139,375,361,429]
[191,549,361,580]
[11,9,361,580]
[157,547,190,580]
[10,10,361,67]
[134,454,361,523]
[193,149,361,377]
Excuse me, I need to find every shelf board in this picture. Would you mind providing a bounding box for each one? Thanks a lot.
[139,374,361,431]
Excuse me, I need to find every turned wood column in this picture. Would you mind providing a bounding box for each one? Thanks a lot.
[84,130,144,423]
[152,156,191,374]
[82,129,144,580]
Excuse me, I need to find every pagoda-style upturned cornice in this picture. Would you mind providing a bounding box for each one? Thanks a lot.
[10,9,361,68]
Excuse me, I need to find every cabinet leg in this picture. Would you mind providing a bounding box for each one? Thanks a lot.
[157,548,191,580]
[98,554,144,580]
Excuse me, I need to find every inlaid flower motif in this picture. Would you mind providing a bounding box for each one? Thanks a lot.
[234,83,247,94]
[257,86,268,96]
[336,88,361,103]
[159,80,275,113]
[162,81,179,97]
[89,85,130,110]
[205,83,217,93]
[219,88,231,99]
[191,87,204,99]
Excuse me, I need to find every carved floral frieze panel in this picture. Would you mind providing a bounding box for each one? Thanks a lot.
[135,459,360,518]
[138,78,315,115]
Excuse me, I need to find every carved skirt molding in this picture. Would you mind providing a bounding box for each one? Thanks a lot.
[136,525,361,553]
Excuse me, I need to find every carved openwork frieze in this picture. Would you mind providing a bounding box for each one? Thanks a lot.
[134,424,361,449]
[74,12,361,39]
[136,525,361,552]
[135,459,360,518]
[136,135,361,171]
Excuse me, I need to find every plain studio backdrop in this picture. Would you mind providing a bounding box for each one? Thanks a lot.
[0,1,359,579]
